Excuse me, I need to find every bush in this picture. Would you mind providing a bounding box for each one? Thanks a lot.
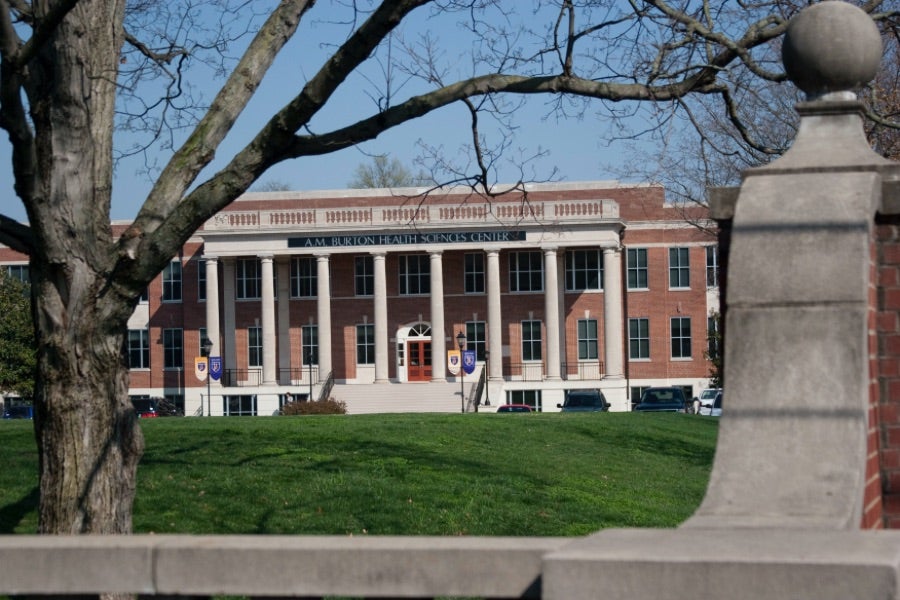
[281,398,347,415]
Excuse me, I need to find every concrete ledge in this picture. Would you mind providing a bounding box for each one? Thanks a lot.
[0,534,569,598]
[543,528,900,600]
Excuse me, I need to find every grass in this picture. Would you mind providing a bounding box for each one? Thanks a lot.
[0,412,718,536]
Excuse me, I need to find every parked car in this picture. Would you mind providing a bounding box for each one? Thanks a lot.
[699,391,723,417]
[633,387,688,412]
[131,398,158,418]
[2,404,33,419]
[496,404,533,413]
[558,389,610,412]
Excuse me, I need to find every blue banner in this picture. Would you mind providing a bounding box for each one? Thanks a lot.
[462,350,477,375]
[209,356,223,381]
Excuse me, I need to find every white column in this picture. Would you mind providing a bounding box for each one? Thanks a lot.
[276,258,291,384]
[430,251,447,382]
[603,246,625,379]
[203,256,221,358]
[543,246,561,380]
[222,258,237,374]
[486,249,503,381]
[316,254,332,381]
[260,255,277,385]
[373,252,389,383]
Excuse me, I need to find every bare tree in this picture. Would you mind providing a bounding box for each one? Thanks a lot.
[348,154,431,188]
[0,0,896,536]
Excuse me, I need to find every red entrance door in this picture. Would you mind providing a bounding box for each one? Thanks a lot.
[407,340,432,381]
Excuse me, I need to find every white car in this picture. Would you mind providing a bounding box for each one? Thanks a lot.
[699,390,722,416]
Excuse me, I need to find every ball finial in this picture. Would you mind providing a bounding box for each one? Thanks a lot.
[782,1,882,99]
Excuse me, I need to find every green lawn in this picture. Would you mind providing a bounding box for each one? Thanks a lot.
[0,412,718,536]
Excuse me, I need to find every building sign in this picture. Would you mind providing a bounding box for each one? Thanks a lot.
[288,230,526,249]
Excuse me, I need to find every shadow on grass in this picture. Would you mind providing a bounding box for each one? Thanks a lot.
[0,486,38,533]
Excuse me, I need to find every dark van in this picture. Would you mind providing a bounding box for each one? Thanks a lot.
[558,389,610,412]
[634,387,687,412]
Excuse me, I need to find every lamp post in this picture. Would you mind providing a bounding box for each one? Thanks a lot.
[484,350,490,406]
[201,336,212,417]
[305,347,313,401]
[457,331,466,413]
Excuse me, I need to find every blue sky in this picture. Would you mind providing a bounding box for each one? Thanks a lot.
[0,1,654,224]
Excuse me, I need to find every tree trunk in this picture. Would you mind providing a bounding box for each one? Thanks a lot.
[27,0,140,534]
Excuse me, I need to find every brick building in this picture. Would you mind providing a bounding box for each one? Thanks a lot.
[1,181,719,416]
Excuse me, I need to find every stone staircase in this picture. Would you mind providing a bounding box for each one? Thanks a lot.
[329,381,468,414]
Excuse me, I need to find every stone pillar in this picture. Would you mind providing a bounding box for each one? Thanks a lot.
[602,247,625,380]
[316,254,332,381]
[260,255,277,385]
[430,251,447,382]
[203,256,221,359]
[543,247,561,380]
[486,248,503,381]
[373,252,389,383]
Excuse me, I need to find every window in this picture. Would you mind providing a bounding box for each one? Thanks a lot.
[302,325,319,364]
[671,317,692,359]
[399,254,430,295]
[127,329,150,369]
[236,258,261,299]
[465,321,487,361]
[197,260,207,302]
[356,324,375,364]
[291,257,317,298]
[627,248,648,289]
[629,318,650,360]
[248,326,262,368]
[566,249,603,291]
[577,319,599,360]
[510,251,543,292]
[706,246,719,288]
[355,256,374,296]
[164,394,185,416]
[6,265,29,284]
[162,259,182,302]
[522,320,542,361]
[163,328,183,369]
[707,315,721,360]
[224,395,257,416]
[506,389,542,412]
[669,247,690,289]
[464,252,485,294]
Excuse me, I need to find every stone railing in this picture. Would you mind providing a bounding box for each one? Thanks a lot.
[203,198,620,232]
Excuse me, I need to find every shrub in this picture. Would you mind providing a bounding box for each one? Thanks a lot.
[281,398,347,416]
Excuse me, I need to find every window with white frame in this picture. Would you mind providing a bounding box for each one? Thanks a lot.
[566,249,603,291]
[248,326,262,368]
[465,321,487,361]
[707,315,720,360]
[509,251,543,292]
[5,264,29,284]
[629,318,650,360]
[627,248,648,290]
[669,247,690,289]
[197,259,207,302]
[464,252,485,294]
[521,320,542,361]
[355,256,374,296]
[671,317,692,359]
[356,324,375,364]
[399,254,430,295]
[224,395,257,416]
[162,259,182,302]
[706,246,719,288]
[577,319,599,360]
[291,256,317,298]
[163,328,183,369]
[506,389,542,412]
[127,329,150,369]
[236,258,261,299]
[302,325,319,365]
